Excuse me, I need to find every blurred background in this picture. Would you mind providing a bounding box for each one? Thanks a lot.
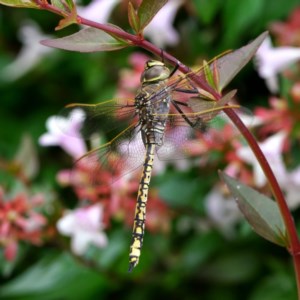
[1,0,300,299]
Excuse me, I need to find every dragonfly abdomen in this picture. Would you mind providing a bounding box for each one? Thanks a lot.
[129,143,155,272]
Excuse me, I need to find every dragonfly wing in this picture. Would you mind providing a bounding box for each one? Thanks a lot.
[156,91,252,162]
[156,125,192,161]
[118,129,147,176]
[56,98,136,140]
[72,124,146,187]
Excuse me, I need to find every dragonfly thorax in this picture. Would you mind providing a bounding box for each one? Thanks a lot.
[140,60,170,84]
[135,75,171,147]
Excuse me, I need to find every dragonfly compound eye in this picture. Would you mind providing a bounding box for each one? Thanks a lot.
[141,61,170,83]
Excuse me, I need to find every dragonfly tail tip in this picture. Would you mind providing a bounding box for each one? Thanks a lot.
[128,258,139,272]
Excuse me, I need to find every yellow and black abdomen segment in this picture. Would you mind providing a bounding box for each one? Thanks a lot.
[128,143,155,272]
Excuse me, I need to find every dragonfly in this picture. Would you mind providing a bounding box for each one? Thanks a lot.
[59,58,242,271]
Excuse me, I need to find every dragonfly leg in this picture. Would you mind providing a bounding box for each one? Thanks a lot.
[174,87,198,94]
[173,100,188,107]
[173,71,201,94]
[169,62,179,78]
[128,144,155,272]
[171,99,202,129]
[159,49,179,78]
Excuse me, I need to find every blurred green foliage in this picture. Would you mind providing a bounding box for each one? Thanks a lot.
[0,0,299,299]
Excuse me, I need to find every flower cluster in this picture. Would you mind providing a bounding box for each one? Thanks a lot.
[0,188,47,260]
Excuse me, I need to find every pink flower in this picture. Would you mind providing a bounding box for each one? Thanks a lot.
[255,36,300,93]
[270,7,300,46]
[0,20,52,82]
[254,97,293,137]
[143,193,171,234]
[116,53,150,99]
[57,204,108,255]
[39,109,87,159]
[237,131,286,187]
[205,185,242,237]
[144,0,183,48]
[77,0,120,24]
[0,188,47,261]
[281,167,300,209]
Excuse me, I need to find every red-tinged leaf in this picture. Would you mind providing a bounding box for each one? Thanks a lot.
[0,0,39,8]
[212,31,268,91]
[128,1,140,34]
[220,172,288,247]
[188,89,237,113]
[55,6,78,30]
[52,0,68,12]
[51,0,75,15]
[137,0,168,30]
[64,0,74,10]
[40,27,129,52]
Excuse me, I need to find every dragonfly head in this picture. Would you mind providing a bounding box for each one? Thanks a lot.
[141,60,170,83]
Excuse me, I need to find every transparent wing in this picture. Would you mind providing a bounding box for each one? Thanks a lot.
[56,98,137,140]
[156,125,192,161]
[73,124,147,186]
[156,90,252,161]
[54,98,147,187]
[156,89,243,128]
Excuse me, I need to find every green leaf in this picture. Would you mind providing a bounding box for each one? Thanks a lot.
[128,1,141,34]
[193,0,223,25]
[0,252,106,299]
[222,0,264,47]
[137,0,168,30]
[51,0,66,11]
[51,0,76,27]
[220,172,288,247]
[200,251,260,283]
[65,0,74,9]
[212,31,268,91]
[0,0,39,8]
[157,172,206,212]
[40,27,129,52]
[181,232,223,270]
[250,270,297,300]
